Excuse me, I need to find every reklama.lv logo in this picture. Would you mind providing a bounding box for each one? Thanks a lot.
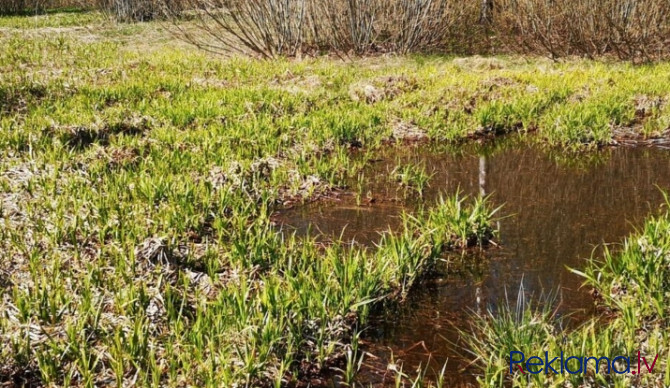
[510,351,659,375]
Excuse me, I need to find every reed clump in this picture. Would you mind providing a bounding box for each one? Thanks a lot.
[465,195,670,387]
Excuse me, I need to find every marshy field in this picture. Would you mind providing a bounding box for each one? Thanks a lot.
[1,4,670,388]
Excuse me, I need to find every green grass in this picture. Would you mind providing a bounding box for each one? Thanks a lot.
[465,196,670,387]
[0,170,497,386]
[1,9,670,387]
[390,162,433,197]
[0,9,104,28]
[0,13,502,385]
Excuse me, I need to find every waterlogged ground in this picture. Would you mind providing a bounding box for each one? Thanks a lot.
[278,139,670,386]
[2,9,670,388]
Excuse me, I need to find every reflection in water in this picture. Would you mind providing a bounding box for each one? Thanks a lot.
[276,140,670,387]
[479,156,486,197]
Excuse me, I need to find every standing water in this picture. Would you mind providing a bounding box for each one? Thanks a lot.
[276,139,670,386]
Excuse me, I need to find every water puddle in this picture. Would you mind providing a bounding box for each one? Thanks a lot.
[276,139,670,386]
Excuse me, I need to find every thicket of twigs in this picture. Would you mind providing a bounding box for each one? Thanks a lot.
[91,0,166,22]
[163,0,670,61]
[2,0,669,62]
[0,0,165,21]
[0,0,73,14]
[494,0,670,62]
[163,0,481,57]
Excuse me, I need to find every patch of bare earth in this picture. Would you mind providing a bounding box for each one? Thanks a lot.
[388,119,428,142]
[613,95,670,147]
[349,75,418,104]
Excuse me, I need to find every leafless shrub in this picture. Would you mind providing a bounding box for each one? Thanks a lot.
[0,0,115,15]
[43,0,88,8]
[309,0,377,54]
[375,0,461,54]
[325,0,481,54]
[93,0,175,22]
[0,0,45,14]
[164,0,310,58]
[163,0,477,57]
[494,0,670,61]
[600,0,670,61]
